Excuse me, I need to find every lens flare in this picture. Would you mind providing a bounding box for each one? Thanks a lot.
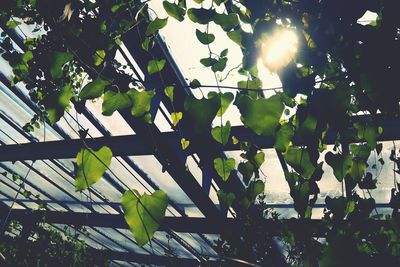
[261,29,298,71]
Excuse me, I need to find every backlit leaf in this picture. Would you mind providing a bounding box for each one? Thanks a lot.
[147,59,166,75]
[75,146,112,191]
[214,157,235,181]
[284,147,316,179]
[211,121,231,145]
[121,190,168,246]
[325,152,352,182]
[171,112,182,126]
[92,50,105,66]
[234,94,284,136]
[79,78,111,99]
[146,18,168,36]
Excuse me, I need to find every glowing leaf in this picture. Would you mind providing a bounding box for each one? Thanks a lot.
[121,190,168,246]
[181,138,190,150]
[234,94,284,136]
[147,59,166,75]
[284,147,316,179]
[146,18,168,36]
[126,89,155,117]
[214,157,235,181]
[75,146,112,191]
[79,78,111,99]
[211,121,231,145]
[171,112,182,126]
[274,123,294,152]
[164,86,174,102]
[92,50,105,66]
[102,91,131,116]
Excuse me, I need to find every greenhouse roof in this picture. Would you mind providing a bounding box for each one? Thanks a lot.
[0,1,399,266]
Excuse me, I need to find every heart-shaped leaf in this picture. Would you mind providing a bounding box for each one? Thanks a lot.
[75,146,112,191]
[121,190,168,246]
[79,78,111,100]
[214,157,235,181]
[211,121,231,145]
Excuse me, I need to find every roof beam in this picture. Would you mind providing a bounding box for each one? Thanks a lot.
[1,114,399,162]
[3,208,391,237]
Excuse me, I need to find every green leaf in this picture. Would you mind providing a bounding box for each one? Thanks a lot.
[92,50,105,66]
[274,123,294,152]
[254,152,265,167]
[213,0,228,5]
[211,57,228,72]
[246,180,265,200]
[171,112,182,126]
[43,84,74,125]
[214,13,239,31]
[163,1,185,22]
[214,157,235,181]
[195,29,215,45]
[354,122,382,149]
[102,91,132,116]
[184,94,220,133]
[234,94,284,136]
[79,78,111,100]
[187,8,215,24]
[181,138,190,150]
[126,89,155,117]
[49,51,74,79]
[146,18,168,36]
[200,57,218,67]
[325,152,352,182]
[350,144,371,162]
[164,86,174,102]
[208,92,234,116]
[237,78,263,89]
[227,30,243,47]
[238,161,254,185]
[217,190,235,208]
[147,59,166,75]
[284,147,316,179]
[6,20,21,29]
[325,196,355,220]
[121,190,168,246]
[75,146,112,191]
[349,160,366,181]
[189,79,201,89]
[220,48,228,58]
[211,121,231,145]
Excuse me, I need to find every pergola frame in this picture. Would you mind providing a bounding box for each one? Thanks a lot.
[0,7,398,266]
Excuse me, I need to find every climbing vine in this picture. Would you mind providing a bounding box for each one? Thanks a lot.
[0,0,400,265]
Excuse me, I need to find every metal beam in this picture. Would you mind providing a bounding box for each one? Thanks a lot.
[3,208,392,237]
[1,114,399,162]
[88,249,208,266]
[4,208,231,234]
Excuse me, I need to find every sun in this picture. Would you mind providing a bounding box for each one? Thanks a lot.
[261,29,299,72]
